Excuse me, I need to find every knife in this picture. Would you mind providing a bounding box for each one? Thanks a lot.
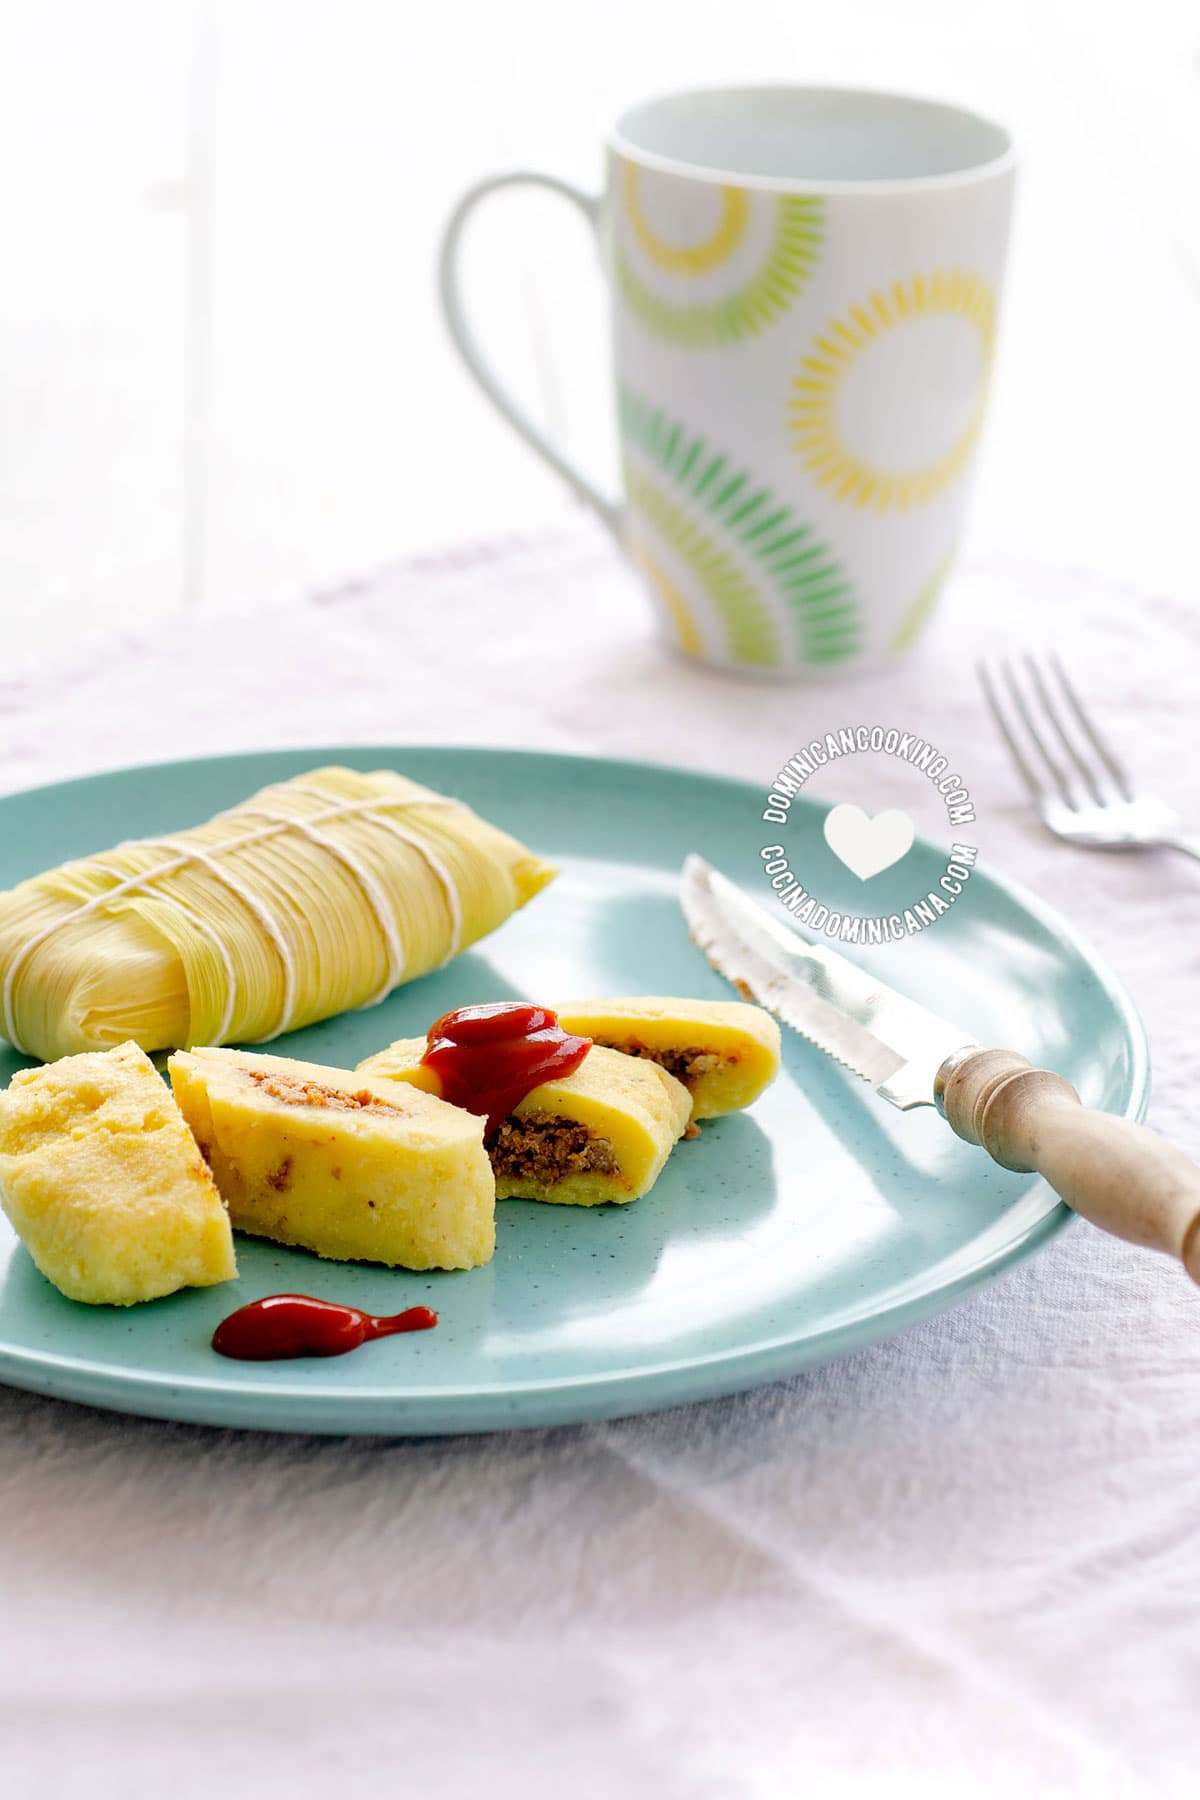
[681,854,1200,1284]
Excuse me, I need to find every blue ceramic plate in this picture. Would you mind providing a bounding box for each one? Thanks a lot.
[0,747,1148,1433]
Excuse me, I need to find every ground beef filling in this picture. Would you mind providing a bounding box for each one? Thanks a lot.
[488,1109,618,1185]
[614,1042,724,1089]
[246,1071,405,1116]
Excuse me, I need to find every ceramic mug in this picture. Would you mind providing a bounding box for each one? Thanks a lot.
[440,85,1016,678]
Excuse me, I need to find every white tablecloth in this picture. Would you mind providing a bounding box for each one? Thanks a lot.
[2,528,1197,1798]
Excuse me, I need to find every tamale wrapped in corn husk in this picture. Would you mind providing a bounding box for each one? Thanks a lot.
[0,767,555,1062]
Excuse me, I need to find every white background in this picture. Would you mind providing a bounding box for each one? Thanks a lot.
[1,0,1198,661]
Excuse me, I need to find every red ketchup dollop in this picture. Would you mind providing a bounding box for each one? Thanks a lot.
[421,1002,592,1135]
[212,1293,438,1361]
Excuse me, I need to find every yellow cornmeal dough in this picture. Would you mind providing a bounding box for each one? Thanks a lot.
[554,997,781,1119]
[170,1046,495,1269]
[357,1039,690,1207]
[0,1041,236,1306]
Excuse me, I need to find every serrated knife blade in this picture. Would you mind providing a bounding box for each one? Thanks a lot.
[678,858,1200,1287]
[680,854,978,1110]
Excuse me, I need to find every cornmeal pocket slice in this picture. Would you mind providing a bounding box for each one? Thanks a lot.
[0,1040,237,1306]
[169,1047,495,1270]
[554,998,781,1119]
[357,1040,690,1207]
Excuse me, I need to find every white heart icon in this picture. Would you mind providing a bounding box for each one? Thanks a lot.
[823,803,915,881]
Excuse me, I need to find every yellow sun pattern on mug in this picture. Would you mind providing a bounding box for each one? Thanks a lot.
[622,163,751,276]
[789,272,997,511]
[616,162,824,348]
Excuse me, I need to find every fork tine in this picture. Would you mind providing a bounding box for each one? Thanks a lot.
[981,656,1079,807]
[978,658,1066,805]
[978,658,1041,798]
[1047,652,1134,801]
[1023,653,1109,806]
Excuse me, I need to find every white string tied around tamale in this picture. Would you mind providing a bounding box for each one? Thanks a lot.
[156,837,298,1037]
[2,851,243,1052]
[265,786,468,968]
[3,847,201,1052]
[358,816,464,964]
[101,866,243,1044]
[232,807,405,1006]
[3,819,303,1050]
[281,781,466,818]
[2,787,471,1051]
[243,785,473,988]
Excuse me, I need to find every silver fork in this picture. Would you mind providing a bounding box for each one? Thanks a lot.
[978,652,1200,863]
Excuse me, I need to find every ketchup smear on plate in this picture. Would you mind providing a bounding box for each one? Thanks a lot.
[212,1294,438,1361]
[212,1005,586,1361]
[421,1001,591,1134]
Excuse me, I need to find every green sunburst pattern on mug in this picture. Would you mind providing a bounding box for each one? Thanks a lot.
[626,471,780,666]
[615,192,824,349]
[620,386,861,666]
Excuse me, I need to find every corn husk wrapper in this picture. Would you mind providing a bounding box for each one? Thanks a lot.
[0,766,554,1062]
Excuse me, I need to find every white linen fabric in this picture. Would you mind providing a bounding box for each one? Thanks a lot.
[1,527,1197,1799]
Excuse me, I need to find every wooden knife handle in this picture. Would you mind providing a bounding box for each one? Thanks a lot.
[936,1048,1200,1284]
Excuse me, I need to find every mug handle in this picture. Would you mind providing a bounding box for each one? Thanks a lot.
[438,172,622,539]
